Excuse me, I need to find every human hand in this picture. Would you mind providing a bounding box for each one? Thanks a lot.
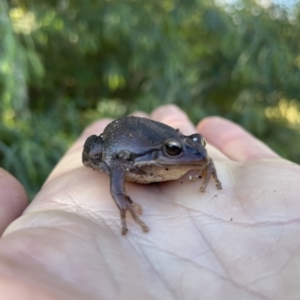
[0,105,299,300]
[0,169,27,236]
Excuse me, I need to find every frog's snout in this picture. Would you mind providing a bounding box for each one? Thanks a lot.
[195,147,209,162]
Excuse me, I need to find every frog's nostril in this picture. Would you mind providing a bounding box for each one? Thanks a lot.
[196,150,208,161]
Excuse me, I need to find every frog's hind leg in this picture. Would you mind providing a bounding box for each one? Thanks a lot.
[116,195,149,235]
[110,165,149,235]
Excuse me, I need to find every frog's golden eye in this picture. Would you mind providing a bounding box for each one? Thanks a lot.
[201,138,206,147]
[164,140,182,156]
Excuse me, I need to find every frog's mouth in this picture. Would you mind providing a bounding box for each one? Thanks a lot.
[135,157,209,169]
[133,149,210,168]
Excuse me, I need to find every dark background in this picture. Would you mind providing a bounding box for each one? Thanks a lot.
[1,0,300,198]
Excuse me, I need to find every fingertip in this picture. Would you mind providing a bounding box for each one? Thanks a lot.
[129,111,149,118]
[0,169,28,235]
[151,104,196,134]
[151,104,183,116]
[197,116,279,161]
[80,119,112,140]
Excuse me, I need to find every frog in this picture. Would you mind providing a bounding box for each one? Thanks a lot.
[82,116,222,235]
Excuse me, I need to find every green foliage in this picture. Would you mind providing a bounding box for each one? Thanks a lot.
[1,0,300,198]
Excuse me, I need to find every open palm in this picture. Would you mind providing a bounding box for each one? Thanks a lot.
[0,105,299,300]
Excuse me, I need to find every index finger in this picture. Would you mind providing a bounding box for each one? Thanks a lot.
[197,116,280,161]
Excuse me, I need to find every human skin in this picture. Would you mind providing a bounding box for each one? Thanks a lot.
[0,104,299,300]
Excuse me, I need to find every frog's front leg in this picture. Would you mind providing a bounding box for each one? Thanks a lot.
[190,158,222,192]
[109,163,149,235]
[200,158,222,192]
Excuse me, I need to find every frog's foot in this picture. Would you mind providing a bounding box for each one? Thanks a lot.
[212,173,222,190]
[117,195,149,235]
[120,209,149,235]
[190,158,222,192]
[201,158,222,192]
[127,201,149,234]
[132,201,143,215]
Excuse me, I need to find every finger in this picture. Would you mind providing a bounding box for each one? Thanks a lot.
[197,116,280,161]
[151,105,227,160]
[151,104,195,134]
[46,119,112,184]
[0,169,28,235]
[130,111,149,118]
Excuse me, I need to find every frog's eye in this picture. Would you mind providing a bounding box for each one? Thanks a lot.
[164,140,182,156]
[191,134,206,147]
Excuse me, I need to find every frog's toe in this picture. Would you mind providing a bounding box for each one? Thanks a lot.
[120,209,129,235]
[132,202,143,215]
[216,180,222,189]
[121,226,128,235]
[200,184,207,193]
[141,223,150,233]
[127,203,149,233]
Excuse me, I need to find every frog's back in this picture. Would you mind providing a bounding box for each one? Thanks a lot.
[103,116,180,152]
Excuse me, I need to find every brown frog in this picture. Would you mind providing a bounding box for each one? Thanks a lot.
[82,116,222,235]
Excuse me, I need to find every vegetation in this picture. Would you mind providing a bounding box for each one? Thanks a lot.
[1,0,300,198]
